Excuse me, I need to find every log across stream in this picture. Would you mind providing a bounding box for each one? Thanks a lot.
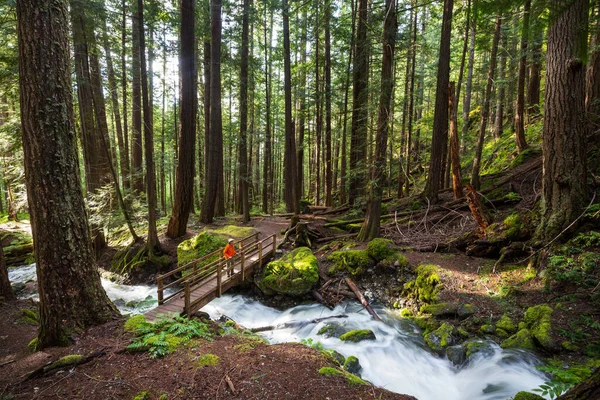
[202,294,549,400]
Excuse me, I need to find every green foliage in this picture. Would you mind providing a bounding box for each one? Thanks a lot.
[327,250,374,276]
[403,264,442,304]
[546,251,600,288]
[533,359,600,399]
[257,247,319,296]
[571,230,600,248]
[195,353,220,367]
[300,337,325,351]
[18,308,38,325]
[132,392,150,400]
[124,315,147,332]
[126,315,213,358]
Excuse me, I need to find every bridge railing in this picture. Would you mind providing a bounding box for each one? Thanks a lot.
[156,232,259,304]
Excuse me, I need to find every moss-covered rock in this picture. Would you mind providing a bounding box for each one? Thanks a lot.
[256,247,318,296]
[403,264,442,304]
[496,328,510,338]
[464,339,494,359]
[328,350,346,366]
[343,355,362,375]
[479,324,496,334]
[457,303,478,319]
[318,367,368,386]
[424,323,455,352]
[501,329,536,351]
[317,323,348,339]
[327,250,374,276]
[366,238,397,262]
[339,329,376,343]
[496,315,517,334]
[420,302,458,317]
[524,304,555,351]
[177,232,228,268]
[446,345,466,366]
[512,391,545,400]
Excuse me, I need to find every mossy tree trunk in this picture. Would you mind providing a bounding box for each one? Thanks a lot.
[17,0,119,348]
[538,0,589,241]
[0,245,15,301]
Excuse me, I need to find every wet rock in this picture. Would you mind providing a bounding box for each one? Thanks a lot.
[343,355,362,375]
[339,329,376,343]
[317,322,348,339]
[329,350,345,366]
[424,323,455,352]
[524,304,556,352]
[512,392,545,400]
[446,345,466,366]
[463,339,495,359]
[457,303,478,319]
[420,302,458,318]
[496,315,517,334]
[256,247,319,296]
[501,328,536,351]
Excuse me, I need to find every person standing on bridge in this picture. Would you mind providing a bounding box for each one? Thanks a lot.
[224,238,237,277]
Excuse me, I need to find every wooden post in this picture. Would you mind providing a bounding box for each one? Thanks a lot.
[258,242,263,267]
[217,257,222,297]
[184,282,191,316]
[241,252,246,280]
[158,277,164,304]
[272,234,276,252]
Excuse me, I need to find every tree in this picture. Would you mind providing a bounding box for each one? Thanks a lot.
[538,0,589,240]
[167,0,197,238]
[587,3,600,125]
[515,0,530,153]
[423,0,453,202]
[358,0,396,241]
[0,245,15,301]
[17,0,119,348]
[324,0,332,207]
[471,14,502,190]
[131,0,144,193]
[201,0,223,223]
[237,0,251,222]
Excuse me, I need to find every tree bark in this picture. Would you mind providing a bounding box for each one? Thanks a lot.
[538,0,589,240]
[449,82,463,200]
[297,8,308,202]
[0,245,15,301]
[423,0,453,202]
[201,0,223,223]
[587,3,600,126]
[121,0,130,190]
[262,6,273,214]
[324,1,332,207]
[405,5,418,197]
[515,0,530,153]
[471,14,501,190]
[527,1,543,119]
[348,0,369,205]
[462,14,476,151]
[167,0,197,238]
[237,0,251,222]
[131,2,144,193]
[494,20,507,139]
[358,0,396,242]
[17,0,119,348]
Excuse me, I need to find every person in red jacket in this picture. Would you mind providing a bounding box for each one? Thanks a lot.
[223,238,236,277]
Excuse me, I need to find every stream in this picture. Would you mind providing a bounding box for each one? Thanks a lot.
[8,264,549,400]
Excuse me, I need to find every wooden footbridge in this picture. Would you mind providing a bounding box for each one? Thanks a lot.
[145,233,277,321]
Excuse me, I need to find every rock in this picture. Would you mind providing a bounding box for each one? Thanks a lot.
[327,250,374,276]
[317,323,348,339]
[329,350,345,366]
[496,315,517,334]
[512,391,545,400]
[339,329,376,343]
[479,324,496,334]
[457,303,478,319]
[424,322,455,352]
[464,339,495,359]
[256,247,319,296]
[343,355,362,375]
[501,328,536,351]
[495,328,510,338]
[367,238,397,261]
[11,282,26,296]
[403,264,442,304]
[524,304,556,352]
[176,232,228,267]
[446,345,466,366]
[420,302,458,317]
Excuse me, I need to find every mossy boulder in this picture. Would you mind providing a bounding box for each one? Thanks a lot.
[424,322,455,352]
[501,328,536,351]
[485,214,526,244]
[496,315,517,334]
[339,329,376,343]
[177,232,228,268]
[327,250,374,276]
[480,324,496,335]
[464,339,495,359]
[0,229,34,265]
[329,350,346,366]
[256,247,318,296]
[512,392,545,400]
[420,302,458,317]
[457,304,478,319]
[403,264,442,304]
[367,238,397,262]
[524,304,555,351]
[343,355,362,375]
[317,323,348,339]
[446,345,466,366]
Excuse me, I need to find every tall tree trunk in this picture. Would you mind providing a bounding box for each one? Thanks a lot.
[17,0,119,348]
[324,0,332,207]
[201,0,223,223]
[527,1,543,119]
[138,0,160,251]
[358,0,396,241]
[471,14,501,190]
[203,39,211,202]
[449,81,463,199]
[405,5,418,197]
[538,0,589,240]
[237,0,251,222]
[121,0,130,190]
[0,245,15,301]
[587,3,600,126]
[423,0,453,201]
[349,0,369,205]
[131,2,144,193]
[167,0,197,238]
[515,0,531,153]
[315,1,322,206]
[462,13,476,151]
[494,21,507,139]
[297,8,308,201]
[262,6,273,214]
[160,25,167,214]
[283,0,298,214]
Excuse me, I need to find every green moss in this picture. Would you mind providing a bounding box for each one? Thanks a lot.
[503,214,524,240]
[561,341,579,352]
[343,355,361,374]
[512,391,545,400]
[366,238,396,261]
[177,232,227,268]
[124,315,147,332]
[318,367,368,387]
[403,264,442,304]
[48,354,84,370]
[339,329,376,343]
[400,308,413,318]
[496,328,509,338]
[28,337,39,351]
[457,327,469,338]
[465,340,490,358]
[501,329,536,351]
[479,324,495,334]
[209,225,256,238]
[196,353,220,367]
[420,302,457,317]
[18,308,39,325]
[257,247,318,296]
[327,250,374,276]
[413,316,440,333]
[496,315,517,334]
[524,305,555,350]
[233,336,266,353]
[424,323,455,352]
[132,392,150,400]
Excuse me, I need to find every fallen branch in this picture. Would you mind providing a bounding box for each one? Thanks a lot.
[225,375,237,395]
[344,278,382,321]
[26,350,106,381]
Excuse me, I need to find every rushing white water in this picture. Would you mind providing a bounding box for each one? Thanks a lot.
[202,294,549,400]
[7,263,165,315]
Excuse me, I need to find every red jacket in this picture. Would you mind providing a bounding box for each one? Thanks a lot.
[224,243,236,259]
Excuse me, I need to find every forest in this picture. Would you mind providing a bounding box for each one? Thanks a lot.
[1,0,600,399]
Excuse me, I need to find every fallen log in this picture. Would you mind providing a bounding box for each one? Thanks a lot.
[324,214,395,228]
[344,278,382,322]
[315,233,357,243]
[315,206,350,216]
[26,350,106,380]
[250,314,348,333]
[465,183,493,231]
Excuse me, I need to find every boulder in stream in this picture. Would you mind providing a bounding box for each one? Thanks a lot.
[343,355,362,375]
[256,247,318,296]
[424,322,455,352]
[339,329,376,343]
